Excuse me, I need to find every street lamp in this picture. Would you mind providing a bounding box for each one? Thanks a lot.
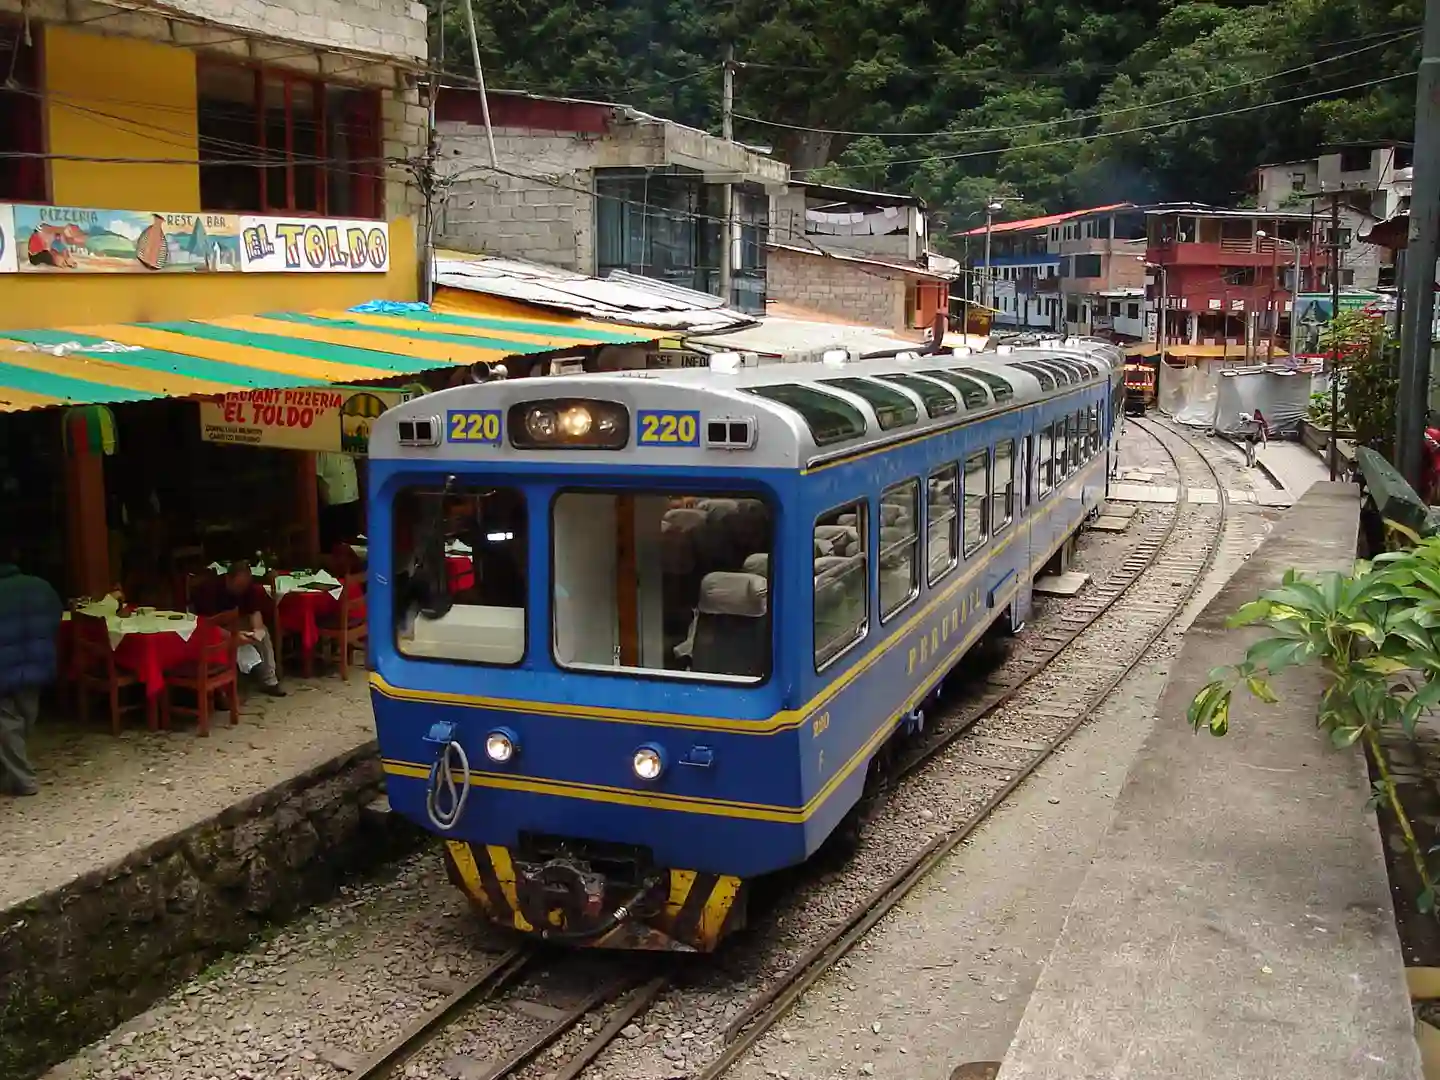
[1256,229,1302,364]
[983,201,1004,312]
[1137,256,1168,368]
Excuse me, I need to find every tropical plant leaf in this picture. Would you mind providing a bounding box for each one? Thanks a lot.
[1245,676,1279,704]
[1331,725,1364,748]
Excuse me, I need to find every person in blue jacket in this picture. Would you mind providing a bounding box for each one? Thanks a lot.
[0,561,62,796]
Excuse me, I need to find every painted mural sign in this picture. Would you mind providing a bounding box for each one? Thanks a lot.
[9,205,241,273]
[1291,291,1384,356]
[238,217,389,274]
[199,385,416,454]
[0,205,15,274]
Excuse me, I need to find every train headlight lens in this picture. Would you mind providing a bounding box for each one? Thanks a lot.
[558,405,593,437]
[525,406,558,440]
[485,729,517,763]
[632,746,664,781]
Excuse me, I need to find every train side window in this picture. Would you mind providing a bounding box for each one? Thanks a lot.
[1088,404,1100,454]
[1023,435,1035,508]
[393,485,528,666]
[1059,416,1072,478]
[747,384,867,446]
[553,491,774,682]
[879,479,920,622]
[963,450,990,557]
[919,369,990,409]
[874,373,960,418]
[993,440,1015,533]
[815,500,869,669]
[820,377,918,430]
[1070,412,1082,471]
[927,465,959,585]
[958,366,1014,402]
[1039,425,1053,496]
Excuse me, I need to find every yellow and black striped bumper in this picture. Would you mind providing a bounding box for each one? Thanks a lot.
[443,840,746,952]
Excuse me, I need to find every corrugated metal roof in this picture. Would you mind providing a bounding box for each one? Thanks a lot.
[433,254,758,333]
[687,315,923,361]
[765,243,957,281]
[956,204,1131,238]
[0,305,652,413]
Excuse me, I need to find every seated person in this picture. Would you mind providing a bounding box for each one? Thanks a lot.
[190,561,285,697]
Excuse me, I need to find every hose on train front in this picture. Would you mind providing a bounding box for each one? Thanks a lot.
[538,881,657,943]
[425,739,471,832]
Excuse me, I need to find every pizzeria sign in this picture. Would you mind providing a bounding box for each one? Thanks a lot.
[199,385,417,454]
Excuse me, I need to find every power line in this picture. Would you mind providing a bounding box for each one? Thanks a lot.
[793,70,1417,174]
[736,29,1420,140]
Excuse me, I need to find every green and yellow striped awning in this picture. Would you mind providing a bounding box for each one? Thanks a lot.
[0,306,655,413]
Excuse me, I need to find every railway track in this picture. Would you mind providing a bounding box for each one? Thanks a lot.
[351,418,1229,1080]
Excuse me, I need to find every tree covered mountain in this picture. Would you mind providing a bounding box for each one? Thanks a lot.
[433,0,1422,243]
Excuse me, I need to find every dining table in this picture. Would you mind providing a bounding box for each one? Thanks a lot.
[270,569,351,672]
[63,599,225,728]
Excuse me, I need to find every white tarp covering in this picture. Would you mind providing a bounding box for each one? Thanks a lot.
[1212,367,1319,437]
[1158,360,1219,427]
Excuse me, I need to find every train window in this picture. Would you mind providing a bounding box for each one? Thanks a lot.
[552,492,773,682]
[1014,362,1056,392]
[874,373,960,419]
[993,440,1015,532]
[963,450,989,557]
[919,369,990,409]
[1088,405,1100,453]
[1023,434,1035,508]
[1072,411,1084,470]
[879,479,920,621]
[927,465,959,585]
[958,367,1014,403]
[393,485,528,666]
[819,377,918,430]
[1039,424,1054,495]
[815,500,869,669]
[747,384,866,446]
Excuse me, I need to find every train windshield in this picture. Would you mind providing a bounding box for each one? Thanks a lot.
[553,492,773,683]
[393,484,528,665]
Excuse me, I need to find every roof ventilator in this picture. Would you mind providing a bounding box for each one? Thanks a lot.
[709,351,745,374]
[822,348,855,367]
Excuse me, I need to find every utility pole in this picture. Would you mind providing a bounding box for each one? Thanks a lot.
[1398,0,1440,488]
[982,201,1001,311]
[719,44,735,307]
[1328,193,1343,481]
[460,0,497,166]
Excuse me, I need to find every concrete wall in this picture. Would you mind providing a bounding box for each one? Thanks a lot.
[0,744,419,1080]
[159,0,424,59]
[436,124,598,272]
[1257,162,1319,211]
[767,247,908,329]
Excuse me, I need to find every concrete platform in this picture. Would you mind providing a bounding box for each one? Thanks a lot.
[1033,571,1091,597]
[0,676,412,1080]
[997,482,1422,1080]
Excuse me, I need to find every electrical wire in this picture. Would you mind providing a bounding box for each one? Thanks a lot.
[735,28,1420,140]
[794,70,1417,174]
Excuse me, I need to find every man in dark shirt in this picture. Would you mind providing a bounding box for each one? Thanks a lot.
[191,562,285,697]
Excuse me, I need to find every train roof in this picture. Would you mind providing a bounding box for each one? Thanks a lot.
[370,340,1125,473]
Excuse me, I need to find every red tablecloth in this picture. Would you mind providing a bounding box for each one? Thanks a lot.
[277,587,341,654]
[448,554,474,592]
[62,620,226,697]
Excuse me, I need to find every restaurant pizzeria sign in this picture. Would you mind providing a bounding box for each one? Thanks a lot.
[0,204,388,274]
[200,386,417,454]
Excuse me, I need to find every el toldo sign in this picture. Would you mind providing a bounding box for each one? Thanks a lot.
[200,385,416,454]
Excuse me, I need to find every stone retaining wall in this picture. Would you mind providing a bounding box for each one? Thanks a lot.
[0,743,419,1080]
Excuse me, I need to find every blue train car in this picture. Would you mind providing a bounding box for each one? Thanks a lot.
[366,341,1126,950]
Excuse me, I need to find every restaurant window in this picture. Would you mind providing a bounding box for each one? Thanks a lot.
[963,450,989,556]
[197,59,383,216]
[879,479,920,621]
[993,440,1015,532]
[0,20,45,202]
[552,492,773,682]
[394,486,528,666]
[815,500,868,668]
[927,465,959,584]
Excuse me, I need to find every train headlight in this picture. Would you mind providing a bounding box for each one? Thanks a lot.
[508,399,629,449]
[632,745,665,781]
[485,728,519,764]
[558,405,593,437]
[524,406,559,441]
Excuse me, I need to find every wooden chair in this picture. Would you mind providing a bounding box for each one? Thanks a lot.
[161,611,240,737]
[315,573,368,679]
[73,612,146,734]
